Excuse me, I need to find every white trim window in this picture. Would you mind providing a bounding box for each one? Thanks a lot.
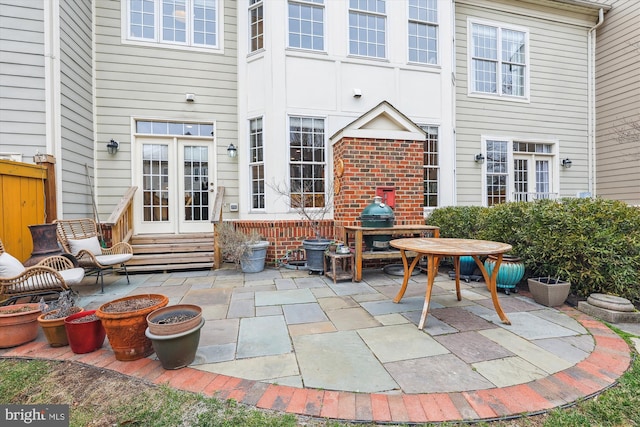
[288,0,324,51]
[348,0,386,59]
[249,0,264,52]
[408,0,438,65]
[249,118,265,210]
[483,139,557,206]
[469,20,528,98]
[421,125,439,207]
[127,0,219,48]
[289,116,326,208]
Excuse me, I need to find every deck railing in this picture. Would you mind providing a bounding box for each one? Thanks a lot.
[103,187,137,245]
[512,192,558,202]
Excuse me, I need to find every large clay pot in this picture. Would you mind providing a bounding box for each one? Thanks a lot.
[0,303,42,348]
[147,304,202,336]
[97,294,168,361]
[146,318,205,369]
[37,307,84,347]
[65,310,106,354]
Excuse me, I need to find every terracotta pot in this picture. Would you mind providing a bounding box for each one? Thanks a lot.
[146,318,205,369]
[65,310,106,354]
[37,307,84,347]
[96,294,168,361]
[146,304,202,336]
[0,303,42,348]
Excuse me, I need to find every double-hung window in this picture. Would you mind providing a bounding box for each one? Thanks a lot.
[348,0,386,59]
[127,0,219,48]
[249,0,264,52]
[421,126,439,208]
[289,117,326,209]
[469,20,527,98]
[408,0,438,64]
[288,0,324,51]
[249,118,265,210]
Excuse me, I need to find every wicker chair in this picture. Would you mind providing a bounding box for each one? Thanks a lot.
[0,240,85,305]
[55,218,133,292]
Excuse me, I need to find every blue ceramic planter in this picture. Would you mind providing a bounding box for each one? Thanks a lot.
[459,256,477,276]
[484,255,524,295]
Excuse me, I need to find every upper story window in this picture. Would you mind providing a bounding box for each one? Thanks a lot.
[469,20,528,98]
[288,0,324,51]
[289,116,326,209]
[348,0,386,59]
[127,0,219,48]
[408,0,438,65]
[249,0,264,52]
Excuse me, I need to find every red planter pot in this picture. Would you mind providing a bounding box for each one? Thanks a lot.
[64,310,106,354]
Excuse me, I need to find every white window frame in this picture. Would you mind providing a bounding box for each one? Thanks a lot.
[408,0,438,65]
[348,0,387,59]
[123,0,224,52]
[249,117,265,211]
[467,18,529,102]
[420,125,439,209]
[287,0,325,52]
[480,137,559,206]
[249,0,264,53]
[288,115,327,210]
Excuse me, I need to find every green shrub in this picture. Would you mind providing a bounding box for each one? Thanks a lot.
[427,199,640,304]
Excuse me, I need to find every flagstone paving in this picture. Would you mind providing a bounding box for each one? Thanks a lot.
[0,265,634,424]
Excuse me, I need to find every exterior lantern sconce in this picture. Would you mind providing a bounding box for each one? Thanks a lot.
[227,143,237,158]
[474,153,485,163]
[107,139,119,155]
[561,158,572,168]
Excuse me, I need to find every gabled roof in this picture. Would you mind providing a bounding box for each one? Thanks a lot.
[330,101,426,144]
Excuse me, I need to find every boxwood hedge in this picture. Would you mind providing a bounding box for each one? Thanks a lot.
[426,198,640,304]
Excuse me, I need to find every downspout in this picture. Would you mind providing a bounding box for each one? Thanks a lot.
[587,8,604,196]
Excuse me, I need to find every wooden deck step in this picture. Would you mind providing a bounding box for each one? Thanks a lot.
[128,233,214,273]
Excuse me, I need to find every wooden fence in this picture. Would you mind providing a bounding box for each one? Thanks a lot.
[0,157,57,262]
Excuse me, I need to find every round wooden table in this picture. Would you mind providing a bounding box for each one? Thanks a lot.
[390,238,513,329]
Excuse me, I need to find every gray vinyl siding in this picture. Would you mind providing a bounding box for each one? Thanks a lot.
[59,0,94,217]
[0,1,46,155]
[455,1,598,205]
[94,1,238,218]
[595,0,640,205]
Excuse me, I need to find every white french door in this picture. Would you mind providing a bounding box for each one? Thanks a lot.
[134,137,215,234]
[513,154,553,201]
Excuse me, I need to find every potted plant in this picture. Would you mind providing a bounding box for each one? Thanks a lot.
[96,294,168,361]
[65,310,106,354]
[145,304,204,369]
[0,303,42,348]
[37,291,83,347]
[484,254,525,295]
[217,222,269,273]
[527,275,572,307]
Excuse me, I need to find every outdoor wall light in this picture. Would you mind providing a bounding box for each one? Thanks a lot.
[227,143,237,158]
[107,139,119,155]
[474,153,485,163]
[561,158,572,168]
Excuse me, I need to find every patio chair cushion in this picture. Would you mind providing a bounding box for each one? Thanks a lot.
[0,252,26,278]
[58,267,85,286]
[68,237,103,256]
[95,254,133,266]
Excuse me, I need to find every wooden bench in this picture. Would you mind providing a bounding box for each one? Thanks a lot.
[343,225,440,281]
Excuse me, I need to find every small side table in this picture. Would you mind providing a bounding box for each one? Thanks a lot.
[324,252,354,283]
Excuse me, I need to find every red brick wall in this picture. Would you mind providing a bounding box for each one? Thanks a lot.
[234,220,334,266]
[333,137,424,241]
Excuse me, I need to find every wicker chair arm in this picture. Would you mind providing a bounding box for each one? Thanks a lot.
[101,242,133,255]
[0,266,69,295]
[37,255,75,271]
